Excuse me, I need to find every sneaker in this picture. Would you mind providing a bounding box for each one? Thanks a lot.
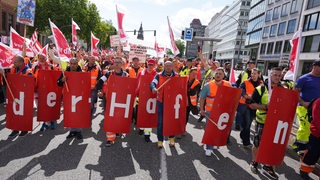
[157,141,163,149]
[9,130,19,137]
[50,122,56,130]
[105,140,113,147]
[299,170,311,180]
[19,131,28,136]
[144,135,151,143]
[138,129,144,135]
[66,132,76,139]
[250,161,259,174]
[40,123,49,131]
[262,165,278,179]
[76,132,83,140]
[169,138,175,147]
[205,149,213,157]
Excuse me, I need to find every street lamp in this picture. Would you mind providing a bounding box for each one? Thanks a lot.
[224,14,243,68]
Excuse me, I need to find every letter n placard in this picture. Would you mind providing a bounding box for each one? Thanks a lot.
[6,74,35,131]
[104,76,137,133]
[256,87,299,165]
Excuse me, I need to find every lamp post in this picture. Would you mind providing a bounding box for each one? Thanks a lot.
[224,14,243,68]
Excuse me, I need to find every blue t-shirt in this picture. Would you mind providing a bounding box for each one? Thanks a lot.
[295,73,320,102]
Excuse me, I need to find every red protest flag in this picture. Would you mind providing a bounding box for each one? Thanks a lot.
[49,19,72,59]
[163,77,187,136]
[6,74,35,131]
[72,19,80,46]
[256,87,299,165]
[37,70,63,121]
[63,72,91,128]
[137,75,158,128]
[202,86,241,146]
[167,16,180,56]
[91,32,100,57]
[104,75,137,133]
[9,27,34,56]
[0,42,16,69]
[116,5,127,40]
[284,29,302,81]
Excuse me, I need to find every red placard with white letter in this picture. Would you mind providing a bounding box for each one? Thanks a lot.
[256,87,299,165]
[202,86,241,146]
[137,76,158,128]
[163,77,187,136]
[63,72,91,128]
[6,74,35,131]
[37,70,63,121]
[104,75,137,133]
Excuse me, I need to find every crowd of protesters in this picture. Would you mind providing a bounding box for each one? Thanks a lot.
[0,42,320,180]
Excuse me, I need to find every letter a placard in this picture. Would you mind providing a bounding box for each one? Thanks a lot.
[137,76,158,128]
[256,87,299,165]
[63,72,91,128]
[104,76,137,133]
[37,70,63,121]
[202,86,241,146]
[6,74,34,131]
[163,77,187,136]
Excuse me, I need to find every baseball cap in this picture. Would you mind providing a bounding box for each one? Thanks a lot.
[247,60,255,64]
[147,59,156,65]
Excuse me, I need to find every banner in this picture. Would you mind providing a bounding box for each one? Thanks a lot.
[104,76,137,133]
[154,41,165,58]
[110,35,120,47]
[30,29,43,54]
[284,29,302,81]
[63,72,91,128]
[167,16,180,56]
[6,74,35,131]
[163,77,187,136]
[10,27,34,56]
[16,0,36,26]
[202,86,241,146]
[37,70,63,121]
[49,19,72,59]
[91,32,100,56]
[128,44,147,63]
[72,19,80,46]
[137,76,158,128]
[256,87,299,165]
[116,5,127,41]
[0,42,16,69]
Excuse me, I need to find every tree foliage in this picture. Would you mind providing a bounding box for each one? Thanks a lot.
[32,0,116,48]
[175,39,185,58]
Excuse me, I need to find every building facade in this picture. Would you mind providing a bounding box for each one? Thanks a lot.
[258,0,304,73]
[0,0,25,44]
[185,19,206,58]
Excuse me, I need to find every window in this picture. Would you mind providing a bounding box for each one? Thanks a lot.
[246,1,251,6]
[238,31,242,35]
[241,11,244,16]
[274,41,283,53]
[283,40,291,53]
[291,0,298,14]
[307,0,320,9]
[235,50,239,55]
[287,19,296,34]
[278,22,286,35]
[236,41,240,45]
[2,12,6,32]
[245,12,249,16]
[260,43,267,54]
[281,3,289,16]
[244,51,248,55]
[266,10,272,22]
[242,1,246,5]
[309,13,319,30]
[302,35,320,52]
[263,26,269,38]
[268,0,274,5]
[303,36,313,52]
[270,24,277,37]
[267,42,274,54]
[304,15,311,31]
[273,6,280,20]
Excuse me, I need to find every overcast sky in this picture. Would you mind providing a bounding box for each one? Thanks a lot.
[89,0,234,48]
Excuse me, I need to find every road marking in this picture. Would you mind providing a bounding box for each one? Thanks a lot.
[160,149,168,180]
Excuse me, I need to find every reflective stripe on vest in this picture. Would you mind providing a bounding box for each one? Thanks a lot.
[255,86,268,124]
[85,67,99,89]
[241,71,249,84]
[190,79,200,106]
[205,80,231,112]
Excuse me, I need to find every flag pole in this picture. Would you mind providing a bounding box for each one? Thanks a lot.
[2,74,15,100]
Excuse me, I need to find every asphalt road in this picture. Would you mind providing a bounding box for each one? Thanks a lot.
[0,101,317,180]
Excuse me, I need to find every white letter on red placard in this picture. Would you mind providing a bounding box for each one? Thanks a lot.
[109,92,131,118]
[72,95,82,112]
[217,113,229,130]
[47,92,57,107]
[273,120,288,144]
[146,98,156,114]
[13,92,24,115]
[174,94,182,119]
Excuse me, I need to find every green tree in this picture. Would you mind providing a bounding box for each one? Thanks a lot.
[175,39,185,58]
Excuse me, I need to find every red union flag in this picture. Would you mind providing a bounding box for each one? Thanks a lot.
[202,86,241,146]
[10,27,34,56]
[167,16,180,56]
[37,70,63,121]
[104,76,137,133]
[6,74,35,131]
[284,29,302,81]
[137,76,158,128]
[91,32,100,56]
[49,19,72,59]
[63,72,91,128]
[116,5,127,40]
[163,77,187,136]
[256,87,299,165]
[72,19,80,46]
[0,42,16,69]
